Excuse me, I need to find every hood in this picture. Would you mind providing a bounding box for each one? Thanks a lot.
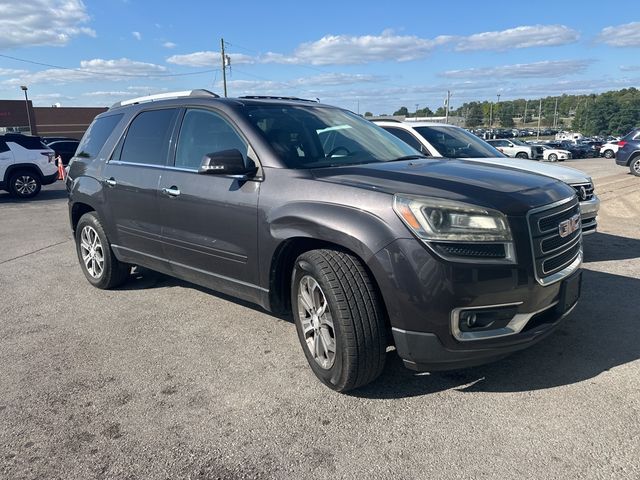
[462,156,589,184]
[311,158,575,216]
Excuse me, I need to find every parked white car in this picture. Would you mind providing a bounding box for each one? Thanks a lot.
[486,138,544,160]
[599,141,619,159]
[0,134,57,198]
[537,145,572,162]
[374,120,600,234]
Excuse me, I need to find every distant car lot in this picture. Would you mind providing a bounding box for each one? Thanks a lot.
[1,157,639,479]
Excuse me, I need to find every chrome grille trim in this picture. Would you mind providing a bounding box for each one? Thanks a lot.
[527,197,583,286]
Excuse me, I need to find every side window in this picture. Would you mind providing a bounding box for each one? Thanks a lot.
[0,141,9,153]
[76,114,123,159]
[385,128,428,154]
[175,109,248,170]
[115,109,178,166]
[492,140,507,147]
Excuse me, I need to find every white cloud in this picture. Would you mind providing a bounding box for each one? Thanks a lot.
[599,22,640,47]
[0,0,96,49]
[132,31,142,41]
[263,30,452,65]
[441,60,592,79]
[166,51,254,67]
[82,86,169,98]
[620,65,640,72]
[0,68,27,77]
[220,73,386,93]
[454,25,579,51]
[163,41,177,49]
[3,58,168,86]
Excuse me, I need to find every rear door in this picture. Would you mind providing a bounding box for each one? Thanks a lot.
[102,108,180,270]
[0,140,15,184]
[157,107,261,300]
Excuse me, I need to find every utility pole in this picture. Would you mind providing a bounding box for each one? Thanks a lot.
[536,98,542,140]
[220,38,228,97]
[553,96,559,128]
[523,99,528,127]
[445,90,451,124]
[489,102,494,129]
[20,85,32,135]
[415,103,419,119]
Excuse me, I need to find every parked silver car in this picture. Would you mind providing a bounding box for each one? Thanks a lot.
[374,120,599,233]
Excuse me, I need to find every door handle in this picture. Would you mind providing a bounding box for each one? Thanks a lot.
[162,186,181,197]
[105,178,117,187]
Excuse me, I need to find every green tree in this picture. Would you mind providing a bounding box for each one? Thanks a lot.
[364,111,373,117]
[499,106,515,128]
[393,106,409,116]
[465,102,484,128]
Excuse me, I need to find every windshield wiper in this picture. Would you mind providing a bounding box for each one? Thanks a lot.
[387,154,429,162]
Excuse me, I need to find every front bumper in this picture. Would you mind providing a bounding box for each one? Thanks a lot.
[368,235,581,372]
[579,195,599,235]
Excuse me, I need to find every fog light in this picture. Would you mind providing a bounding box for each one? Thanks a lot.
[458,306,518,332]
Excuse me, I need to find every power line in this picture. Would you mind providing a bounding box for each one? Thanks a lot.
[0,53,217,78]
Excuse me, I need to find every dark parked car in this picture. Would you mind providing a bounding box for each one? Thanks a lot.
[615,127,640,176]
[47,139,80,166]
[66,90,583,391]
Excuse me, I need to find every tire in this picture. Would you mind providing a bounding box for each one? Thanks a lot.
[603,150,614,159]
[75,212,130,289]
[516,152,529,159]
[8,170,41,199]
[291,249,386,392]
[631,157,640,177]
[548,153,558,162]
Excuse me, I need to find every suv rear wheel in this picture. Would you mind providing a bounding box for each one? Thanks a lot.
[9,170,41,198]
[516,152,529,159]
[630,156,640,177]
[75,212,130,289]
[291,249,386,391]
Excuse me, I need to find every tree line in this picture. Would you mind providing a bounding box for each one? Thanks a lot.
[378,88,640,136]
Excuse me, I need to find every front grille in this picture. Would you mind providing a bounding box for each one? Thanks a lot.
[570,182,594,202]
[528,198,582,284]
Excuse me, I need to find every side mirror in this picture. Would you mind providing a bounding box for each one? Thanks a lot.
[198,149,255,176]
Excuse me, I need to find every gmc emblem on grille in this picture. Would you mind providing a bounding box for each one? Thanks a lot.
[558,213,581,238]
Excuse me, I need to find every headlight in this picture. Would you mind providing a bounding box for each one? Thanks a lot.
[393,194,515,263]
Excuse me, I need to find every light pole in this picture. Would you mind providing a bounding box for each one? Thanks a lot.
[20,85,32,135]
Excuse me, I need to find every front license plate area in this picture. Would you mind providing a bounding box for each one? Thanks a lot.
[558,271,582,313]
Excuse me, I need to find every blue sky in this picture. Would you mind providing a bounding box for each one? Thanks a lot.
[0,0,639,114]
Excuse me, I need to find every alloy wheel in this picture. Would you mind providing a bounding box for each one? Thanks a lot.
[80,225,104,278]
[297,275,336,370]
[14,175,37,196]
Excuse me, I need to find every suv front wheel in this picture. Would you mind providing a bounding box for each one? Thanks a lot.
[291,249,386,392]
[9,170,41,199]
[75,212,130,289]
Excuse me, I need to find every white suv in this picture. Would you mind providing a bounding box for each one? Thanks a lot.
[374,120,600,234]
[0,134,57,198]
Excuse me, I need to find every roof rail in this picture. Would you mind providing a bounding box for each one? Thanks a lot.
[239,95,318,103]
[110,89,219,108]
[370,118,403,123]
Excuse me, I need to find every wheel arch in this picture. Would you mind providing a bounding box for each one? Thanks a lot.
[267,236,392,338]
[4,163,44,183]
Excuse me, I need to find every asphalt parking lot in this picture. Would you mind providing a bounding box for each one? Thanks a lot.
[1,157,639,479]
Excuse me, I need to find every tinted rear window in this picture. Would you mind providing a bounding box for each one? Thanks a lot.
[76,113,124,159]
[4,135,46,150]
[115,109,178,166]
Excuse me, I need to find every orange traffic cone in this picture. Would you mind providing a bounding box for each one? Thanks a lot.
[57,156,66,180]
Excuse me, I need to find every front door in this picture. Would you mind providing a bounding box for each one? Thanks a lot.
[158,108,261,301]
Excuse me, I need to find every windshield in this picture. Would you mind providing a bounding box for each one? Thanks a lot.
[413,126,504,158]
[241,105,419,168]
